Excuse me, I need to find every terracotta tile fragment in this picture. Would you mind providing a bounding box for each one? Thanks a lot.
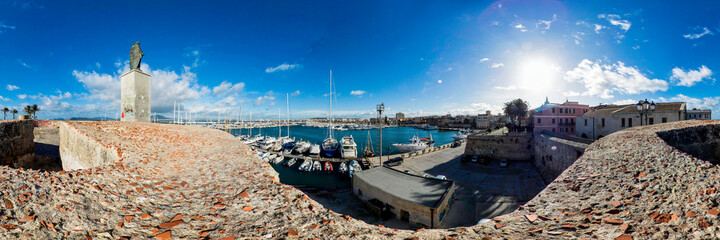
[242,206,253,211]
[155,231,172,240]
[495,223,505,229]
[159,220,183,229]
[219,235,235,240]
[525,214,538,223]
[686,211,697,217]
[708,209,719,216]
[604,218,622,225]
[528,228,543,233]
[288,229,298,236]
[615,234,633,240]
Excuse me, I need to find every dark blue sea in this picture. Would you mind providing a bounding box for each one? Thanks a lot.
[229,126,458,187]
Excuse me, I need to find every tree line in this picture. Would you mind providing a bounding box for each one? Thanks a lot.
[2,105,40,120]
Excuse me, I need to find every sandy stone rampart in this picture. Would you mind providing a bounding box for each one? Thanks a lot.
[0,120,34,165]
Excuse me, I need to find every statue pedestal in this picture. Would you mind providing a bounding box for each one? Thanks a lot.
[120,69,151,122]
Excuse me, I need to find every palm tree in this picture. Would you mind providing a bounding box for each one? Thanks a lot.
[503,98,530,132]
[31,104,39,119]
[24,105,33,118]
[2,107,8,120]
[11,109,18,119]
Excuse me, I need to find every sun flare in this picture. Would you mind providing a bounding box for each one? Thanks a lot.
[516,57,562,92]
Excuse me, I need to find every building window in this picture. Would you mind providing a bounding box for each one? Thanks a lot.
[602,118,605,127]
[571,127,574,132]
[537,118,541,123]
[662,117,667,123]
[649,118,654,125]
[565,109,568,113]
[572,109,575,114]
[552,108,555,113]
[552,119,555,124]
[584,119,587,126]
[621,118,625,127]
[566,128,569,132]
[628,118,632,127]
[560,128,563,133]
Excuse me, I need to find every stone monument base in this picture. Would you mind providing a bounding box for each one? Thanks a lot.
[120,69,151,122]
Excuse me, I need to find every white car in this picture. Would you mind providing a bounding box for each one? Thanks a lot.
[500,159,508,167]
[435,175,447,180]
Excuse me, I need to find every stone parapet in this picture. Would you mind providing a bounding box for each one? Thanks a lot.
[2,120,720,239]
[0,120,34,166]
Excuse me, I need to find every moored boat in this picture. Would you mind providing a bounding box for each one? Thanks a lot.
[286,158,297,167]
[324,162,333,172]
[340,135,357,159]
[312,161,322,171]
[339,162,348,174]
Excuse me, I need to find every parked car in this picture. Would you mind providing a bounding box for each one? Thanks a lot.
[451,140,461,148]
[435,175,447,180]
[384,157,404,167]
[471,155,478,163]
[500,158,508,167]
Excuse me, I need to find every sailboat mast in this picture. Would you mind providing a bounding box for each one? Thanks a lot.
[329,69,333,139]
[278,108,281,138]
[287,92,290,138]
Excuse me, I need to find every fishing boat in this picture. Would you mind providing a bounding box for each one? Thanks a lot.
[340,135,357,159]
[324,162,333,172]
[321,70,340,158]
[392,134,433,152]
[452,129,471,140]
[309,144,321,156]
[286,158,297,167]
[312,161,322,171]
[363,131,375,157]
[339,161,348,174]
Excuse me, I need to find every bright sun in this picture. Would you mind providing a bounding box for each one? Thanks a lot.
[516,57,561,92]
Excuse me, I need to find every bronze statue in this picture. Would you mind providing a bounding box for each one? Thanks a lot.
[129,41,144,71]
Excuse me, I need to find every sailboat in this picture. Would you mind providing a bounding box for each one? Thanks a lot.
[321,70,339,158]
[363,131,375,157]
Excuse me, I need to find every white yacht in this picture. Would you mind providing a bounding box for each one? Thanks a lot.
[309,144,321,156]
[340,135,357,159]
[452,129,471,140]
[392,134,434,152]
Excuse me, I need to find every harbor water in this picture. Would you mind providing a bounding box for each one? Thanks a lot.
[229,126,459,187]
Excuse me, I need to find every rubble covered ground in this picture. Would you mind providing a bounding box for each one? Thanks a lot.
[0,120,719,239]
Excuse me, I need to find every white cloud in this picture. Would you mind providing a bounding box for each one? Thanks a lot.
[290,90,301,97]
[254,91,275,106]
[480,58,490,62]
[535,14,556,32]
[494,85,517,91]
[17,94,27,99]
[0,96,9,101]
[212,81,245,96]
[671,65,713,87]
[491,63,504,68]
[18,60,34,70]
[594,24,605,33]
[658,94,720,115]
[265,63,302,73]
[612,99,638,105]
[514,24,527,32]
[0,22,15,33]
[683,27,713,40]
[562,91,581,97]
[564,59,668,99]
[598,14,631,32]
[6,84,19,91]
[74,62,208,113]
[350,90,366,96]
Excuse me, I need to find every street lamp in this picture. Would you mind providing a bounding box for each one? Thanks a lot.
[636,99,655,126]
[376,103,385,167]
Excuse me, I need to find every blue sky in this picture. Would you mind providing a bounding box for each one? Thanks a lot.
[0,0,719,119]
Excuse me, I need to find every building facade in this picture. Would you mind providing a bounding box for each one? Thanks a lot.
[686,109,711,120]
[352,167,456,228]
[576,102,687,140]
[532,98,590,136]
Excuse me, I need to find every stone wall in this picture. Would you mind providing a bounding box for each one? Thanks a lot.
[0,120,34,166]
[58,121,121,170]
[533,132,590,183]
[464,132,533,161]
